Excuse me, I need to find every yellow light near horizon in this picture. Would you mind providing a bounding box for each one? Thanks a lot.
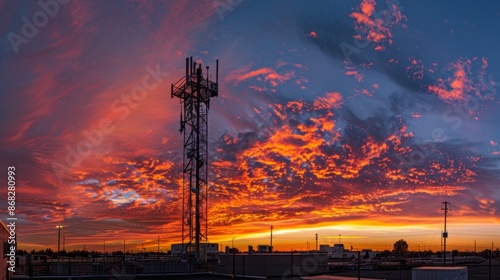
[208,221,500,252]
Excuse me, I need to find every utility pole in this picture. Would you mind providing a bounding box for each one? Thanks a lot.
[158,235,160,253]
[489,242,493,280]
[124,240,126,253]
[442,201,450,266]
[441,231,443,255]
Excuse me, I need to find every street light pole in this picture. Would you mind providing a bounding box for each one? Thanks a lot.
[56,226,63,259]
[315,233,318,252]
[232,237,236,278]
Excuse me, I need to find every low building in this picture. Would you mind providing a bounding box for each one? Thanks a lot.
[320,244,345,258]
[257,245,273,253]
[1,220,13,280]
[170,243,218,256]
[320,244,378,259]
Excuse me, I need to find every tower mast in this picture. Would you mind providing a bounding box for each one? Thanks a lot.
[171,57,219,259]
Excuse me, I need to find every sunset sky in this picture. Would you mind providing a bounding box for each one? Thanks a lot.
[1,0,499,253]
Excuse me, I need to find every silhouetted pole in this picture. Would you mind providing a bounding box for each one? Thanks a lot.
[357,251,360,280]
[489,242,493,280]
[211,254,214,280]
[232,246,235,278]
[315,233,318,252]
[270,225,273,252]
[440,231,443,256]
[442,201,450,266]
[56,225,63,259]
[400,259,403,280]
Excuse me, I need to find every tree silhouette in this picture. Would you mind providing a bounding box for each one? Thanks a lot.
[364,251,370,259]
[393,239,409,257]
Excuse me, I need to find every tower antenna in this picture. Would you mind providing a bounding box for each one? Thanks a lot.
[171,57,219,260]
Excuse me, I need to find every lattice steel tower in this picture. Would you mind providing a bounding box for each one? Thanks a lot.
[171,57,218,258]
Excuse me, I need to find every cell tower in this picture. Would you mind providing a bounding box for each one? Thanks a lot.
[171,57,219,258]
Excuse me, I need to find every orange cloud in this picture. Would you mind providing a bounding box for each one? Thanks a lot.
[313,92,343,110]
[307,31,318,38]
[427,57,494,102]
[428,63,468,101]
[350,0,407,51]
[406,57,424,80]
[227,66,296,88]
[344,62,365,82]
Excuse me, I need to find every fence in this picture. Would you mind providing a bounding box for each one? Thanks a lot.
[11,255,500,280]
[13,256,198,277]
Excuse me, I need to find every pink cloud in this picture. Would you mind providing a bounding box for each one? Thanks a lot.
[307,31,318,38]
[350,0,407,51]
[428,57,495,102]
[227,66,296,87]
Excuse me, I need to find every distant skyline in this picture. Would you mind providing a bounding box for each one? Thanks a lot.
[1,0,499,253]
